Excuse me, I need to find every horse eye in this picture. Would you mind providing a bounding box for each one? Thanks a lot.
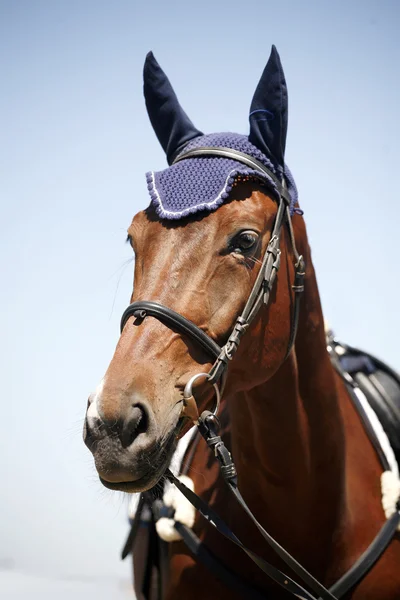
[230,230,259,254]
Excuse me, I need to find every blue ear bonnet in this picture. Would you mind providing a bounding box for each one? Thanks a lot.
[146,132,298,220]
[143,47,299,220]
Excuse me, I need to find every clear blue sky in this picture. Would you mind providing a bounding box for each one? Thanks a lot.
[1,0,399,597]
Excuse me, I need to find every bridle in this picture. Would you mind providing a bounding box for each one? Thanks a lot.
[121,146,306,421]
[120,148,399,599]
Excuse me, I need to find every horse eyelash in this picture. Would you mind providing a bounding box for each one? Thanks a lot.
[246,255,263,268]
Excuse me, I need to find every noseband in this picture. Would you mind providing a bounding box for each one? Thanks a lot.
[120,146,305,417]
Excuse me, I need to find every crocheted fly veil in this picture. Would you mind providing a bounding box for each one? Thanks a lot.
[143,47,298,220]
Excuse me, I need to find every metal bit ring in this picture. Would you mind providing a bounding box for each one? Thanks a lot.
[183,372,221,417]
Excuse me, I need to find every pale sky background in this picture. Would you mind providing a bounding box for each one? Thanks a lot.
[1,1,399,598]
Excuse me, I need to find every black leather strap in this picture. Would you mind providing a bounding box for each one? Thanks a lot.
[173,146,292,205]
[167,470,318,600]
[120,300,222,360]
[329,511,400,597]
[121,493,145,560]
[174,522,270,600]
[285,255,305,360]
[225,482,336,599]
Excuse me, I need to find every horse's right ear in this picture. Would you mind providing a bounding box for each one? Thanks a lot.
[143,52,203,164]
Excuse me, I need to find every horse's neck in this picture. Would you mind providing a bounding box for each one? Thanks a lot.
[228,245,347,571]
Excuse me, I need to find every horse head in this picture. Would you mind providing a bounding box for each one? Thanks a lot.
[84,47,299,493]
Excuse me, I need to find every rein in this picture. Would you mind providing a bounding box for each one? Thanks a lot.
[167,412,336,600]
[120,147,400,599]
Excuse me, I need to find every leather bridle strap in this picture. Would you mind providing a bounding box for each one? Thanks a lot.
[120,300,222,360]
[175,145,304,379]
[329,511,400,597]
[207,188,305,386]
[173,522,270,600]
[121,493,145,560]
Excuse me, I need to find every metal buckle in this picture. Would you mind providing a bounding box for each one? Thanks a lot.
[292,255,305,293]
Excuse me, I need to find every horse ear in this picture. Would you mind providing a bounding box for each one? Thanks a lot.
[248,46,288,174]
[143,52,203,164]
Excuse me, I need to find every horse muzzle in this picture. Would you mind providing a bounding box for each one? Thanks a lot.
[83,392,179,492]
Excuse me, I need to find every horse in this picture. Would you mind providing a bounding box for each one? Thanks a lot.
[83,47,400,599]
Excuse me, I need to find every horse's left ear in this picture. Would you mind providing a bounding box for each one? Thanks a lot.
[143,52,203,164]
[248,45,288,174]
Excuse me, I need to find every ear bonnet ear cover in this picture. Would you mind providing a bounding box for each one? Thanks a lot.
[144,48,299,220]
[143,52,203,164]
[249,45,288,174]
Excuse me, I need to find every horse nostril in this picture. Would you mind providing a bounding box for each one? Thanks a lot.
[120,404,148,448]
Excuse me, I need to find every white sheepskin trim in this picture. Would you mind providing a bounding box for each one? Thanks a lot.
[354,387,399,478]
[155,517,182,542]
[381,471,400,531]
[156,475,196,542]
[168,426,197,475]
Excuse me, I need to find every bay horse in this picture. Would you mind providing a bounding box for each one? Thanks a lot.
[83,47,400,599]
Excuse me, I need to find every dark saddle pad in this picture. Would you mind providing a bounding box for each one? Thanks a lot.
[337,343,400,465]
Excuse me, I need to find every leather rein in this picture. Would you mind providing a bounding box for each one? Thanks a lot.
[120,147,400,599]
